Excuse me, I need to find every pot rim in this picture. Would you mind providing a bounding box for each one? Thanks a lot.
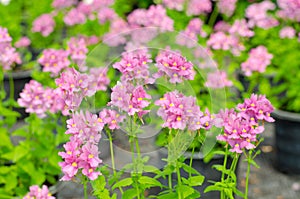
[272,109,300,122]
[4,69,33,79]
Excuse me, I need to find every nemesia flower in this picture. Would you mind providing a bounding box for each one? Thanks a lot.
[18,80,57,118]
[0,46,22,70]
[108,81,151,117]
[32,14,56,37]
[113,50,153,84]
[89,67,110,91]
[103,18,129,46]
[229,19,254,38]
[146,5,174,32]
[187,0,212,16]
[14,36,31,48]
[64,8,87,26]
[279,26,296,39]
[162,0,185,11]
[52,0,76,9]
[100,109,125,130]
[241,45,273,76]
[246,1,279,29]
[214,21,231,32]
[23,185,55,199]
[155,49,195,83]
[217,0,237,17]
[98,7,117,24]
[207,32,245,55]
[67,37,88,68]
[277,0,300,22]
[216,94,274,153]
[205,70,233,88]
[0,26,12,44]
[38,49,70,76]
[155,91,210,130]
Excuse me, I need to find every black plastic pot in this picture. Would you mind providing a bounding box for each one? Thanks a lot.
[4,69,32,119]
[158,148,236,198]
[272,109,300,174]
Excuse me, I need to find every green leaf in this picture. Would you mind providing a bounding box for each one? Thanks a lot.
[176,185,195,198]
[143,165,161,175]
[204,185,223,193]
[187,175,205,187]
[4,173,17,191]
[157,192,177,199]
[122,188,138,199]
[112,178,133,190]
[181,163,201,175]
[138,176,162,188]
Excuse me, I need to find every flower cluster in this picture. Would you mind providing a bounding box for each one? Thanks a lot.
[216,94,274,153]
[0,26,21,70]
[279,26,296,39]
[113,50,153,84]
[67,37,88,69]
[217,0,237,17]
[186,0,212,16]
[205,70,233,88]
[155,49,195,83]
[241,45,273,76]
[229,19,254,38]
[32,14,56,37]
[89,67,110,91]
[23,185,55,199]
[277,0,300,22]
[176,18,207,48]
[246,1,279,29]
[38,49,70,76]
[14,36,31,48]
[155,91,213,131]
[109,81,151,117]
[162,0,185,11]
[18,80,60,118]
[55,68,95,115]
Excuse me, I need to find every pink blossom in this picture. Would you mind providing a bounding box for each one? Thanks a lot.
[279,26,296,39]
[214,21,231,32]
[0,46,22,70]
[229,19,254,38]
[217,0,237,17]
[38,49,70,76]
[205,70,233,88]
[246,1,279,29]
[98,7,117,24]
[23,185,55,199]
[52,0,76,9]
[103,18,129,46]
[146,5,174,32]
[15,36,31,48]
[162,0,185,11]
[89,67,110,91]
[0,26,12,43]
[277,0,300,22]
[187,0,212,16]
[64,8,87,26]
[67,37,88,68]
[100,109,125,130]
[32,14,56,37]
[241,46,273,76]
[18,80,56,118]
[207,32,245,55]
[155,49,195,83]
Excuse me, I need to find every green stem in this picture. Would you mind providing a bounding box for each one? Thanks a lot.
[8,72,14,110]
[189,147,195,178]
[221,145,229,199]
[244,154,251,199]
[176,160,182,199]
[168,172,172,191]
[208,5,219,27]
[107,131,116,174]
[83,180,88,199]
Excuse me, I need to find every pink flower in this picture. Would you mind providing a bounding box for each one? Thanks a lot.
[162,0,185,11]
[155,49,195,83]
[79,143,102,167]
[64,8,87,26]
[98,7,117,24]
[246,1,279,29]
[279,26,296,39]
[214,21,231,32]
[67,37,88,68]
[14,36,31,48]
[207,32,245,56]
[229,19,254,38]
[38,49,70,76]
[205,70,233,88]
[146,5,174,32]
[103,18,129,46]
[100,109,125,130]
[217,0,237,17]
[32,14,56,37]
[0,46,22,70]
[23,185,55,199]
[277,0,300,22]
[18,80,57,118]
[187,0,212,16]
[52,0,76,9]
[241,45,273,76]
[0,26,12,43]
[89,67,110,91]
